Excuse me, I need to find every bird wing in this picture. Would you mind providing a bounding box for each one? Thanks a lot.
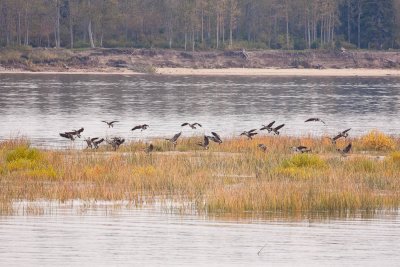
[101,121,108,124]
[298,146,308,150]
[204,135,209,146]
[172,132,182,142]
[95,138,105,144]
[305,118,317,122]
[211,132,221,141]
[267,121,275,127]
[344,143,352,153]
[131,125,141,131]
[77,128,84,133]
[249,129,257,133]
[181,123,189,127]
[274,124,285,131]
[194,123,202,127]
[91,137,99,141]
[59,133,69,138]
[342,128,351,134]
[110,121,119,124]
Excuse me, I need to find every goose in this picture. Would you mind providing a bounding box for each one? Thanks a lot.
[337,143,352,156]
[305,118,326,124]
[258,144,267,152]
[240,129,258,140]
[59,132,75,141]
[260,121,275,132]
[197,135,209,149]
[271,124,285,135]
[291,146,312,153]
[107,137,125,151]
[166,132,182,147]
[145,144,154,153]
[102,121,119,128]
[181,122,202,129]
[207,132,223,144]
[84,137,99,148]
[92,138,104,149]
[131,124,149,131]
[328,128,351,144]
[66,127,84,138]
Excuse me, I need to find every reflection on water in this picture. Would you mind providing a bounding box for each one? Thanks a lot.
[0,74,400,148]
[0,201,399,266]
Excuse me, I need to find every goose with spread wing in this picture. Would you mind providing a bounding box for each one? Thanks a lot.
[240,129,258,140]
[181,122,202,129]
[102,121,119,128]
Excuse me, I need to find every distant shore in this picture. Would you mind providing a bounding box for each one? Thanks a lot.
[1,67,400,77]
[1,47,400,77]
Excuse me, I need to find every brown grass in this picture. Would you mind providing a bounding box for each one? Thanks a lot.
[1,130,399,216]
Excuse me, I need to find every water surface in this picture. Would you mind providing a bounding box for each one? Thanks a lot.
[0,74,399,148]
[0,202,399,266]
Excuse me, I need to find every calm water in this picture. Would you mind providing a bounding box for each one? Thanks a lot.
[0,201,399,266]
[0,74,399,148]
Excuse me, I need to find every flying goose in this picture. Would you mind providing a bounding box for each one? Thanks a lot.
[59,132,75,141]
[260,121,275,132]
[337,143,352,156]
[207,132,223,144]
[131,124,149,131]
[197,135,210,149]
[291,146,312,153]
[271,124,285,135]
[63,127,84,138]
[328,128,351,144]
[181,122,202,129]
[258,144,267,152]
[240,129,258,140]
[102,121,119,128]
[166,132,182,147]
[305,118,326,124]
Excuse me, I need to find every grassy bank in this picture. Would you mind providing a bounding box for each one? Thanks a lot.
[1,131,400,216]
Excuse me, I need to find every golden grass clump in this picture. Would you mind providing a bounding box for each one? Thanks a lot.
[359,130,396,151]
[1,135,400,216]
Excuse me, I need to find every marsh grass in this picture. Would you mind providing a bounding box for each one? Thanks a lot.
[1,130,400,216]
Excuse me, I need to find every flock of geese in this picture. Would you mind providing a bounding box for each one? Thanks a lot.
[59,118,352,155]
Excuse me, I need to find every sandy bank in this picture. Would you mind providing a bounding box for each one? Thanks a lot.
[156,67,400,77]
[2,67,400,77]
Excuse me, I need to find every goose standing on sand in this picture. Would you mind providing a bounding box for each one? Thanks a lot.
[337,143,352,156]
[131,124,149,131]
[181,122,202,129]
[240,129,258,140]
[166,132,182,147]
[258,144,268,152]
[197,135,210,149]
[102,121,119,128]
[291,146,312,153]
[260,121,275,133]
[328,128,351,144]
[305,118,326,124]
[207,132,223,144]
[271,124,285,135]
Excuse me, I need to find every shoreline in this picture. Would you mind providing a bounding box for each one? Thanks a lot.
[1,67,400,77]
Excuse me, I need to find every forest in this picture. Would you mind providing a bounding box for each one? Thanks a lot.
[0,0,399,51]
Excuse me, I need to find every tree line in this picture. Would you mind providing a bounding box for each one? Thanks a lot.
[1,0,399,50]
